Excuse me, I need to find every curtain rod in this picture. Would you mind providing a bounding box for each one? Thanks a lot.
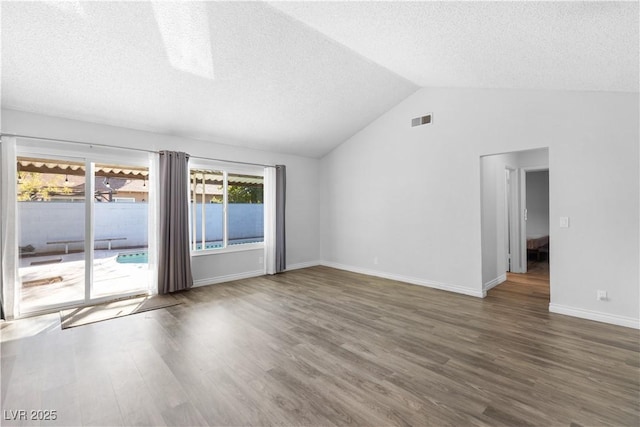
[1,133,276,168]
[189,155,275,168]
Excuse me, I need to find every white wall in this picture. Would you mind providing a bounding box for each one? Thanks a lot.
[526,171,550,238]
[321,88,639,327]
[2,109,322,285]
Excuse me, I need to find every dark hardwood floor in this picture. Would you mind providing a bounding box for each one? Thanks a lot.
[490,260,550,309]
[1,266,638,426]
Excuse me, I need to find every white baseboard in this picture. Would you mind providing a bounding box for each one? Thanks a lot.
[192,261,320,288]
[320,261,483,298]
[193,269,264,288]
[549,303,640,329]
[482,273,507,296]
[285,260,321,271]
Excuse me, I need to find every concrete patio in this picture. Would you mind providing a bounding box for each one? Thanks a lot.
[19,249,151,312]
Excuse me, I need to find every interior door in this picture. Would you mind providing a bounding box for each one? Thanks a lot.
[505,167,525,273]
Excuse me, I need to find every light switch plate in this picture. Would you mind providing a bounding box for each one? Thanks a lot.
[560,217,570,228]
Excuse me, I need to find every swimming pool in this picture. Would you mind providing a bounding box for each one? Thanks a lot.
[116,252,148,264]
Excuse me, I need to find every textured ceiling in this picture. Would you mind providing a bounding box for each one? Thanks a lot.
[2,2,637,159]
[270,1,639,92]
[1,1,416,157]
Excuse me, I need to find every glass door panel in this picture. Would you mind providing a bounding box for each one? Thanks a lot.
[17,156,86,311]
[91,163,150,298]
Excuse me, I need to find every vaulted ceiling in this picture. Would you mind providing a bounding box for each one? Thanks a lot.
[2,1,637,158]
[270,1,639,92]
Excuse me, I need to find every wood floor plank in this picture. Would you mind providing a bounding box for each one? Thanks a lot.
[1,263,638,426]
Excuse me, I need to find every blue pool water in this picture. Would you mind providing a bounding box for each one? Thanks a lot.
[116,252,148,264]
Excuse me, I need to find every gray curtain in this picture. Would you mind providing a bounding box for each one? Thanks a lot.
[158,151,193,294]
[275,165,286,273]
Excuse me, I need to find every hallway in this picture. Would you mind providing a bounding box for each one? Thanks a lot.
[488,260,550,311]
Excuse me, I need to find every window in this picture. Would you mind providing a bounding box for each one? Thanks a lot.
[189,167,264,252]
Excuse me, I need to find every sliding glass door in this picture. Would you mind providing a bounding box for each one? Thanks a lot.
[14,144,153,315]
[92,162,150,298]
[17,155,87,311]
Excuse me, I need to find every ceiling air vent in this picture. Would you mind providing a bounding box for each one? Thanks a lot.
[411,114,432,127]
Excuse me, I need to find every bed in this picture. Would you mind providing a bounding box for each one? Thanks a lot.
[527,235,549,261]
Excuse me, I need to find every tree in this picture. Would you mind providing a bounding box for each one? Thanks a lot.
[227,185,263,203]
[18,173,71,201]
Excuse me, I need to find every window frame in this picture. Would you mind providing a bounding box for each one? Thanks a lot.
[188,160,265,256]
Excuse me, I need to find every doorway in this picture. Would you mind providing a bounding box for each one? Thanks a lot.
[480,148,550,301]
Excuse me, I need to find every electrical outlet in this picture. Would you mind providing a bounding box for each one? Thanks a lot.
[597,290,607,301]
[373,257,379,265]
[258,256,264,265]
